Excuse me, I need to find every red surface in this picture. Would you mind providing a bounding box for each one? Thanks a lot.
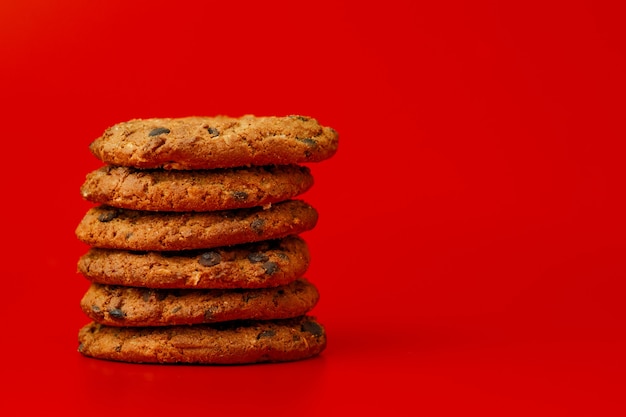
[1,0,625,415]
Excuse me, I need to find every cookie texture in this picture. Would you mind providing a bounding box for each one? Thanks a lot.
[78,316,327,364]
[80,165,314,212]
[78,236,309,289]
[81,278,319,327]
[89,115,339,169]
[75,200,318,251]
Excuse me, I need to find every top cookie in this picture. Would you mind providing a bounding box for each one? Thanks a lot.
[89,115,339,169]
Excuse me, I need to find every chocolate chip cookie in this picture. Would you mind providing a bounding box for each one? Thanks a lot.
[81,278,319,327]
[78,235,309,289]
[89,115,339,170]
[76,113,337,365]
[78,316,327,364]
[75,200,318,251]
[80,165,314,212]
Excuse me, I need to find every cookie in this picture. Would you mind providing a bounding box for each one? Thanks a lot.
[80,278,319,327]
[80,165,314,212]
[78,316,326,364]
[78,236,309,289]
[75,199,318,251]
[89,115,339,170]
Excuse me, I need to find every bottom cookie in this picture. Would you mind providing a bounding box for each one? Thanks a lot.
[78,316,326,364]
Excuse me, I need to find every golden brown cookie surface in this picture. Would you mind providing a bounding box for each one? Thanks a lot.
[80,165,314,212]
[78,316,327,364]
[89,115,339,169]
[80,278,319,327]
[75,200,318,251]
[78,236,309,289]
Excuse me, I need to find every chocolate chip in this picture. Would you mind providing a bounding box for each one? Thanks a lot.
[204,306,219,321]
[262,261,278,275]
[243,292,260,303]
[250,218,265,235]
[141,289,152,302]
[247,252,269,263]
[199,251,221,267]
[91,305,100,313]
[231,191,248,201]
[206,126,220,137]
[114,345,122,352]
[276,252,289,261]
[290,115,310,122]
[301,320,324,337]
[108,308,125,319]
[256,330,276,339]
[297,137,318,147]
[78,343,84,352]
[97,209,118,222]
[148,127,170,136]
[171,306,181,314]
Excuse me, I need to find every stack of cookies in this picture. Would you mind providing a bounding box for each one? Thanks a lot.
[75,115,338,364]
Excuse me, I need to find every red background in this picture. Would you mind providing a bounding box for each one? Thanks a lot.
[1,0,625,415]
